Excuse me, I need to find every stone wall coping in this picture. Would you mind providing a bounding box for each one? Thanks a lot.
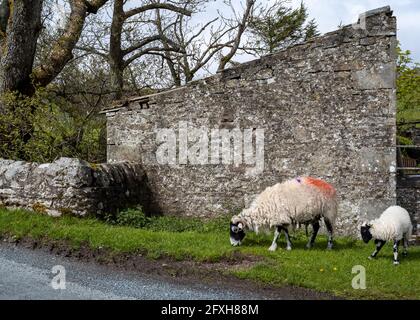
[361,6,391,18]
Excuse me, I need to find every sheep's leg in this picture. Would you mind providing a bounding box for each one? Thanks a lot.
[282,226,293,251]
[393,240,400,265]
[325,219,334,250]
[402,234,408,257]
[369,239,385,259]
[268,226,281,251]
[306,221,320,249]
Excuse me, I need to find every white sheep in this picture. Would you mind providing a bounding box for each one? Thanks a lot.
[361,205,413,265]
[229,177,338,251]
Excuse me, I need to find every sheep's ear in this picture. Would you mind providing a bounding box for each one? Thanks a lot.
[231,216,240,225]
[361,221,371,229]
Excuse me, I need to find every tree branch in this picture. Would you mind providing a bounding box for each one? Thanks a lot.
[186,17,219,47]
[124,3,192,19]
[124,46,184,67]
[33,0,108,87]
[217,0,255,71]
[85,0,109,14]
[75,46,108,59]
[122,34,181,56]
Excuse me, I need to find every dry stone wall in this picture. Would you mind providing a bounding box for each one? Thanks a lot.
[0,157,152,217]
[104,7,398,236]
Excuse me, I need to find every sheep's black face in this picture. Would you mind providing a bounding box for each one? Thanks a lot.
[230,222,246,246]
[361,225,372,243]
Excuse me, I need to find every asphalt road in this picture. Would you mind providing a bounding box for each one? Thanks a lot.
[0,244,267,300]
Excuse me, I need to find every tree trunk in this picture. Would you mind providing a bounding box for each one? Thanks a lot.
[168,60,182,87]
[0,0,43,97]
[185,71,194,83]
[155,9,181,87]
[110,59,124,100]
[2,0,109,96]
[109,0,125,100]
[0,0,10,34]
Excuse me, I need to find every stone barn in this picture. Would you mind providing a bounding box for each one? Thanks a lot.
[102,7,399,236]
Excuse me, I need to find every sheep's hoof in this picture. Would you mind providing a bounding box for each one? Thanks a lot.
[368,256,374,260]
[403,252,408,257]
[305,243,312,249]
[393,260,400,266]
[268,245,277,252]
[286,246,292,251]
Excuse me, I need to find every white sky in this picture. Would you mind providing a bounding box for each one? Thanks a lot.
[196,0,420,63]
[296,0,420,61]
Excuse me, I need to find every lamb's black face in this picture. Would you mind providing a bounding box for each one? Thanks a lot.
[230,222,246,246]
[361,225,372,243]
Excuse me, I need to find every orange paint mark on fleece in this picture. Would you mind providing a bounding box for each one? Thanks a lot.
[303,177,336,197]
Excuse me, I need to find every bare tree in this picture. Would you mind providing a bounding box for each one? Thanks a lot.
[217,0,255,71]
[106,0,193,100]
[0,0,108,104]
[152,0,256,86]
[154,7,183,86]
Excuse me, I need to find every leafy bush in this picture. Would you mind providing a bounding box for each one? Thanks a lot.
[0,89,106,163]
[396,46,420,134]
[115,208,149,228]
[0,92,39,160]
[398,135,414,146]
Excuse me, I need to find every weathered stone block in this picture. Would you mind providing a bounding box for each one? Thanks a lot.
[354,63,396,89]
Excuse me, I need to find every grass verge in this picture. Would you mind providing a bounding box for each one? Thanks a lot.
[0,208,419,299]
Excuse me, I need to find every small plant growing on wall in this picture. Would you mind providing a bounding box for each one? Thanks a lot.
[115,207,148,228]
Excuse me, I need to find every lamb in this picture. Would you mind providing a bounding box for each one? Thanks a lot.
[229,177,338,251]
[361,205,413,265]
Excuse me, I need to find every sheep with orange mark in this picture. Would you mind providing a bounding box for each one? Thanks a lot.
[229,177,338,251]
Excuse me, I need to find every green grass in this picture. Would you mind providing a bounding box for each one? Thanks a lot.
[0,208,419,299]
